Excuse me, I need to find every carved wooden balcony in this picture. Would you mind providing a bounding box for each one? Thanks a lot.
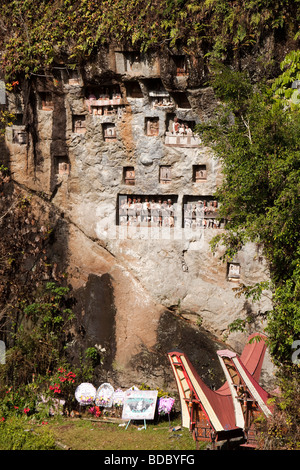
[164,131,201,148]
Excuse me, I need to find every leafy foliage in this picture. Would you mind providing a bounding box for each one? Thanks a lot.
[197,55,300,449]
[197,59,300,368]
[0,0,299,78]
[272,50,300,104]
[3,282,75,384]
[0,178,97,432]
[255,369,300,449]
[0,416,57,450]
[0,169,65,365]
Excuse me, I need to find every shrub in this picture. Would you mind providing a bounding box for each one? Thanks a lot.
[255,368,300,450]
[0,416,56,450]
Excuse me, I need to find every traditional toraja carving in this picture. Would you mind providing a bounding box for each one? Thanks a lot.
[227,263,241,281]
[72,115,86,134]
[39,91,54,111]
[123,167,135,185]
[103,123,117,141]
[159,165,172,184]
[86,86,125,115]
[12,129,27,145]
[193,165,207,182]
[145,117,159,136]
[54,156,70,176]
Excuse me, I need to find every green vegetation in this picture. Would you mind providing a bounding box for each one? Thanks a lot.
[196,52,300,449]
[1,0,299,79]
[198,53,300,368]
[0,415,199,451]
[46,416,199,451]
[0,0,299,451]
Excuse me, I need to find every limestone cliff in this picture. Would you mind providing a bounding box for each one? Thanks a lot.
[3,46,274,390]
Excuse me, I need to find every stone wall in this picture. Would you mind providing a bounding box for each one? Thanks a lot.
[4,47,275,389]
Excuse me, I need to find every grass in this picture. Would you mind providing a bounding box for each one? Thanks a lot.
[0,414,207,451]
[41,416,204,451]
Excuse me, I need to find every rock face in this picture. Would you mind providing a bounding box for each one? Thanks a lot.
[4,47,274,390]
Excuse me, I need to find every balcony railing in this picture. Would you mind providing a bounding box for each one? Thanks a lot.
[164,131,201,148]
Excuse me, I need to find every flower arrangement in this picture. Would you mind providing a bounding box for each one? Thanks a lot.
[78,395,95,405]
[95,383,114,408]
[89,406,101,418]
[75,383,96,406]
[112,389,125,407]
[157,396,175,415]
[95,394,111,407]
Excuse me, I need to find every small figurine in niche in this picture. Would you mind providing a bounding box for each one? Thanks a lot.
[172,117,180,134]
[179,123,186,135]
[58,162,69,175]
[87,92,97,113]
[185,124,193,135]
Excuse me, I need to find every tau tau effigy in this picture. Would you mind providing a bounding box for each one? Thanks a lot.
[3,47,274,389]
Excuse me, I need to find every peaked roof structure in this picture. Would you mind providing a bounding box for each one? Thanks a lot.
[167,333,272,445]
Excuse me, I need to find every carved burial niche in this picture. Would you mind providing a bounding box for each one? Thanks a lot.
[172,55,188,76]
[144,78,173,109]
[123,51,141,72]
[165,114,199,147]
[125,81,143,98]
[12,129,27,145]
[14,113,24,126]
[103,123,116,141]
[12,113,27,144]
[123,167,135,185]
[159,165,172,184]
[169,92,191,109]
[145,117,159,136]
[182,195,220,229]
[66,68,81,85]
[39,91,54,111]
[227,262,241,281]
[54,155,70,176]
[117,194,178,228]
[166,113,195,134]
[193,165,207,182]
[72,115,86,134]
[85,84,124,116]
[86,84,122,102]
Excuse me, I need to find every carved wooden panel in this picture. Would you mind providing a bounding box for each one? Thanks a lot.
[124,167,135,185]
[160,165,171,184]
